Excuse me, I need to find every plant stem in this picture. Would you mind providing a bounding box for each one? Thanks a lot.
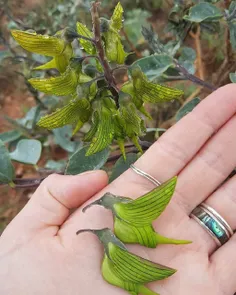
[174,60,217,91]
[142,26,217,91]
[190,26,205,81]
[91,1,120,108]
[121,28,143,58]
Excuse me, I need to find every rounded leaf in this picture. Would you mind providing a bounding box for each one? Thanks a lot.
[10,139,42,165]
[0,140,15,184]
[65,146,110,175]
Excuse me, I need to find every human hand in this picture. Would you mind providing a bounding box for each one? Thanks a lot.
[1,84,236,295]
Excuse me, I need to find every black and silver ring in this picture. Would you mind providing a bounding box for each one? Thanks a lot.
[190,203,234,247]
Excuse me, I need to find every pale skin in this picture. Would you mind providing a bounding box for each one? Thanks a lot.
[1,84,236,295]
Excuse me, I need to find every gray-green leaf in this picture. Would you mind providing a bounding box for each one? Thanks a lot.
[131,54,174,80]
[229,72,236,83]
[124,9,151,44]
[45,159,67,172]
[65,146,110,175]
[53,126,78,153]
[184,3,223,23]
[0,130,22,143]
[228,21,236,50]
[178,47,196,74]
[10,139,42,165]
[0,140,15,184]
[17,106,42,129]
[109,153,138,183]
[176,97,201,121]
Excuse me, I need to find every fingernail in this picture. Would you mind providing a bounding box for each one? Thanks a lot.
[79,170,102,176]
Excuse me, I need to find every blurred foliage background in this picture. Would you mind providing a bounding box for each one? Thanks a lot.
[0,0,235,233]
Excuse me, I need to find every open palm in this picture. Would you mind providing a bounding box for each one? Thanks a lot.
[1,84,236,295]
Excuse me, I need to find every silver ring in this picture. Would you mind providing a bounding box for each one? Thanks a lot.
[190,203,234,247]
[129,164,234,247]
[130,164,161,186]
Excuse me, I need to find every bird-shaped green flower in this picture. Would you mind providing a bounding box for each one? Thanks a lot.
[76,228,176,295]
[83,176,191,248]
[11,29,73,73]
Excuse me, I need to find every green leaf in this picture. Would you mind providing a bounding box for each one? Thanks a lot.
[176,97,201,121]
[65,146,110,175]
[111,2,124,31]
[131,54,174,80]
[229,72,236,83]
[183,3,223,23]
[124,9,150,44]
[109,153,138,182]
[0,130,22,143]
[10,139,42,165]
[228,21,236,50]
[178,47,196,74]
[52,126,79,153]
[17,105,42,130]
[228,1,236,15]
[45,159,67,172]
[76,22,96,54]
[103,31,128,64]
[0,140,15,184]
[168,2,185,24]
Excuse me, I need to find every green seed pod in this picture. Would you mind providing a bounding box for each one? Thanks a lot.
[83,177,192,248]
[76,228,176,295]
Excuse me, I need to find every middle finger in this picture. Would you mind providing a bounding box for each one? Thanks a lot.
[175,114,236,214]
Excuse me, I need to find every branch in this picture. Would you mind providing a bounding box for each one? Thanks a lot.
[0,178,45,188]
[91,1,120,108]
[174,60,217,91]
[142,26,217,92]
[121,28,143,58]
[0,140,153,189]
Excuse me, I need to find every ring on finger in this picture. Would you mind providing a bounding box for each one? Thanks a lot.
[130,164,234,248]
[190,203,234,247]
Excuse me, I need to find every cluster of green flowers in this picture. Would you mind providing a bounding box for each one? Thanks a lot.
[11,2,183,159]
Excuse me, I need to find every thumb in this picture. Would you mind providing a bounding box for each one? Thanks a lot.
[1,171,108,245]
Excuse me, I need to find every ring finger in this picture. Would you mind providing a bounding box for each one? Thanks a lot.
[194,174,236,255]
